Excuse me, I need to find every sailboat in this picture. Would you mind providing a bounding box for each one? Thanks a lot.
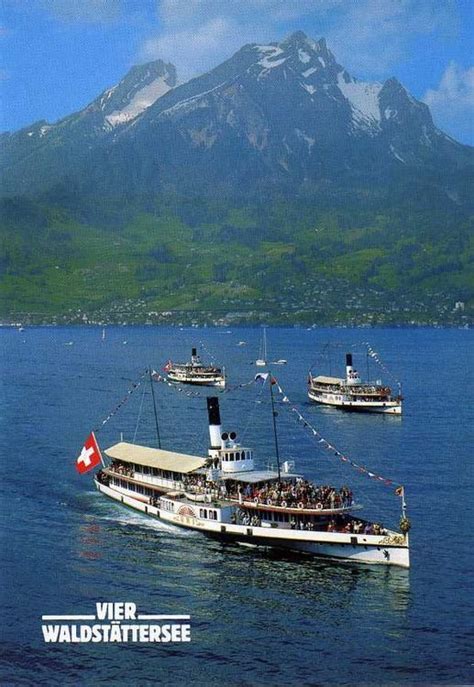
[86,371,410,568]
[255,328,267,367]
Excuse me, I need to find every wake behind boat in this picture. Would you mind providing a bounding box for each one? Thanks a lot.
[162,348,225,388]
[308,353,403,415]
[83,376,410,568]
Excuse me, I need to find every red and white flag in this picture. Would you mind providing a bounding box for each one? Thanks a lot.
[163,359,173,372]
[76,432,102,474]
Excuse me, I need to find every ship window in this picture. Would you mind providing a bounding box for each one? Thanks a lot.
[143,466,149,475]
[230,454,234,461]
[235,452,240,460]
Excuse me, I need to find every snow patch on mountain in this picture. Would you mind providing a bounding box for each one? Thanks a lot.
[298,49,311,64]
[384,107,397,120]
[389,144,406,163]
[255,45,286,76]
[302,83,316,95]
[106,76,172,127]
[302,67,317,78]
[295,128,315,152]
[337,73,382,127]
[160,81,228,118]
[100,86,117,109]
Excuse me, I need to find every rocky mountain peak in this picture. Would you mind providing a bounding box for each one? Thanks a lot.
[1,32,472,201]
[251,31,338,78]
[98,59,177,127]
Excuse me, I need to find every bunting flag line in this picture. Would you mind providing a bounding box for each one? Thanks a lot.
[359,341,401,386]
[271,376,397,489]
[198,340,218,364]
[93,370,148,433]
[151,371,259,399]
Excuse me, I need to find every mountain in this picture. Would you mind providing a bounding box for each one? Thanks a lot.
[1,32,473,325]
[1,31,472,200]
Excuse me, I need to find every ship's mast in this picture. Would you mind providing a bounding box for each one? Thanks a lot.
[268,372,281,483]
[149,368,162,448]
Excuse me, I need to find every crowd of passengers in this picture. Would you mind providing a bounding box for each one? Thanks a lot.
[183,476,354,511]
[238,479,354,510]
[231,509,386,534]
[327,517,387,535]
[109,460,134,477]
[96,470,110,485]
[232,509,261,526]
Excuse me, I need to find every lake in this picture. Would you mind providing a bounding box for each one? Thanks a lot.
[1,325,472,686]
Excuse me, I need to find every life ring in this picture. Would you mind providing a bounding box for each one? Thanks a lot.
[281,500,288,508]
[253,497,259,504]
[267,499,273,506]
[298,502,304,509]
[316,502,323,510]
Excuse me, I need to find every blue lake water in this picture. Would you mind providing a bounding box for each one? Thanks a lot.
[1,325,473,686]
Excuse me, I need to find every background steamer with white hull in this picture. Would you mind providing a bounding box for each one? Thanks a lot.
[308,353,403,414]
[165,348,225,387]
[94,395,410,568]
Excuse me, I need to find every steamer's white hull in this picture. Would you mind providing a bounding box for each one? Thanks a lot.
[95,480,410,569]
[308,389,402,414]
[167,372,225,388]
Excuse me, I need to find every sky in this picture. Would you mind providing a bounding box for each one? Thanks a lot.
[1,0,473,145]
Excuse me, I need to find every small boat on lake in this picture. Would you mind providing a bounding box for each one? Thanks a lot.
[308,353,402,415]
[163,348,225,388]
[91,389,410,568]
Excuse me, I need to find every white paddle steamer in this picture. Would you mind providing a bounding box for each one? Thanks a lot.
[308,353,402,414]
[163,348,225,388]
[94,396,410,568]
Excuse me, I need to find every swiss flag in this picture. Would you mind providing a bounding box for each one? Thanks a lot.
[163,359,173,372]
[76,432,102,474]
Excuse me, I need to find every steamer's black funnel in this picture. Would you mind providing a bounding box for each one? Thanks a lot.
[192,347,197,357]
[207,397,221,426]
[346,353,353,367]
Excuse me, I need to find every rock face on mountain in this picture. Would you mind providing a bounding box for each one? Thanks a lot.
[1,32,472,199]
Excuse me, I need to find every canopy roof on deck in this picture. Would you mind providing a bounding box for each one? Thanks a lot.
[105,442,207,473]
[313,375,344,385]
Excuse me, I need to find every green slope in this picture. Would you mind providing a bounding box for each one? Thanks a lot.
[1,194,472,325]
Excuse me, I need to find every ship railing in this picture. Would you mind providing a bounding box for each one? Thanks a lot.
[227,494,357,513]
